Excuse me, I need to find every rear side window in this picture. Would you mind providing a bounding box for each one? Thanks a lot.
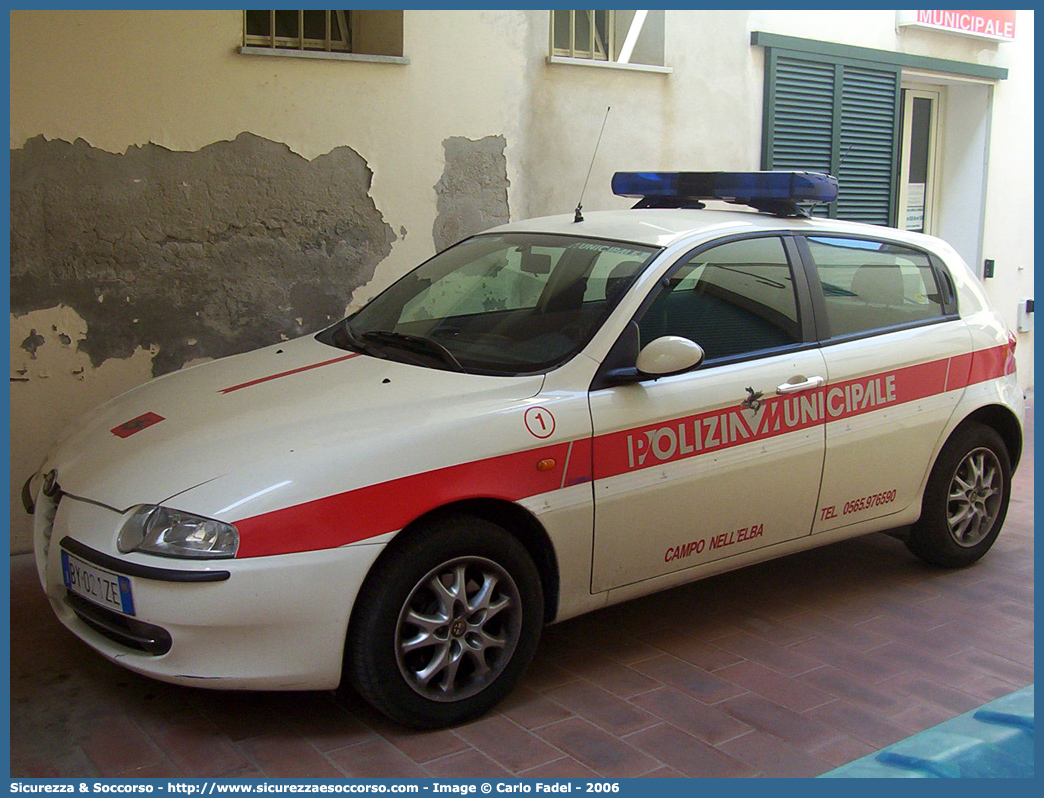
[637,236,802,361]
[806,236,946,338]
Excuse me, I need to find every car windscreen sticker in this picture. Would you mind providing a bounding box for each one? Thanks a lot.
[111,412,165,438]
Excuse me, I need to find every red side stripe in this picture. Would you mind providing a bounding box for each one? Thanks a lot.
[561,437,593,488]
[946,353,974,392]
[591,356,953,482]
[219,353,360,394]
[232,346,1012,558]
[967,344,1010,386]
[235,441,582,558]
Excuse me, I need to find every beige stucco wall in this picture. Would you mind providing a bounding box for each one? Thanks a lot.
[978,13,1035,390]
[9,10,1034,553]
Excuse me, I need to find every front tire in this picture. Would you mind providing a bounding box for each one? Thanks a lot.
[346,515,543,728]
[908,423,1011,568]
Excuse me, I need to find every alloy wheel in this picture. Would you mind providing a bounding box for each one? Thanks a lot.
[947,447,1004,547]
[394,556,521,702]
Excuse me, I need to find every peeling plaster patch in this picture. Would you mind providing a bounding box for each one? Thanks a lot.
[10,304,160,553]
[20,329,45,359]
[11,133,396,376]
[433,136,510,252]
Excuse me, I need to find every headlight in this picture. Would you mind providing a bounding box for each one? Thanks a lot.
[118,506,239,559]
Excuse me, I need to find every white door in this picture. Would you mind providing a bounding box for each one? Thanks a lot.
[589,235,827,592]
[800,233,969,534]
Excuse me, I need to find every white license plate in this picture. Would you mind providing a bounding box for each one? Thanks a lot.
[61,550,135,616]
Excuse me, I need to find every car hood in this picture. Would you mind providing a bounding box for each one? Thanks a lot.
[43,336,545,511]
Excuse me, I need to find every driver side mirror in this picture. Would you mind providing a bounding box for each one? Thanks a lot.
[595,324,706,388]
[636,335,705,377]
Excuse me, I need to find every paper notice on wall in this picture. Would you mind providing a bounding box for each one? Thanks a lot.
[905,182,925,232]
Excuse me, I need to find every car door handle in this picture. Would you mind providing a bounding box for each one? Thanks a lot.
[776,376,825,395]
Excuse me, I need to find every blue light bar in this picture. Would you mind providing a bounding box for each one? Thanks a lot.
[611,171,839,204]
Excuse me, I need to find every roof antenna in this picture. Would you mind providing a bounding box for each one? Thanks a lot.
[574,106,611,223]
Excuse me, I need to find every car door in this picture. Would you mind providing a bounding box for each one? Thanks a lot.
[588,234,828,593]
[796,234,970,534]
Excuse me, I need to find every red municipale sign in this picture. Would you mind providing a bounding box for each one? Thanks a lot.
[897,10,1017,41]
[111,412,165,438]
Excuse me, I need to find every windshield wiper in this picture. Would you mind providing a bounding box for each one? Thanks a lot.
[361,330,465,372]
[331,320,384,358]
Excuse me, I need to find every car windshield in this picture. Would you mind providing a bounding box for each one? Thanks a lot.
[319,233,659,375]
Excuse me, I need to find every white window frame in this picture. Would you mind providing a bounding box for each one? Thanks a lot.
[897,85,945,236]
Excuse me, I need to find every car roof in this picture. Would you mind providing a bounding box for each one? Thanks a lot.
[487,206,942,252]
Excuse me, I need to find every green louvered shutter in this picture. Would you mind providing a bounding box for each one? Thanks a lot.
[763,49,900,225]
[837,65,901,224]
[770,57,836,170]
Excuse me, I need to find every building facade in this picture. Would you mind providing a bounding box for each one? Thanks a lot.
[8,9,1034,552]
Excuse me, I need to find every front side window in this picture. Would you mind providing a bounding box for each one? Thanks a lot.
[321,234,658,375]
[806,236,946,338]
[637,236,802,362]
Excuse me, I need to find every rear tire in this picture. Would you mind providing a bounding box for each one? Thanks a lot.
[346,515,543,728]
[908,423,1011,568]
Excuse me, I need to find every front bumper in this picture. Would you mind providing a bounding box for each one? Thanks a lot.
[33,490,385,691]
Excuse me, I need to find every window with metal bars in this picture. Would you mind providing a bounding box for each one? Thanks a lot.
[548,10,666,69]
[552,10,614,60]
[761,48,901,227]
[245,10,351,53]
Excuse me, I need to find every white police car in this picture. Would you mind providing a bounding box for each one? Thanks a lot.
[25,172,1024,728]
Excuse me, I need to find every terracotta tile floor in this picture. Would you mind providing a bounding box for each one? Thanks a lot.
[10,401,1033,778]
